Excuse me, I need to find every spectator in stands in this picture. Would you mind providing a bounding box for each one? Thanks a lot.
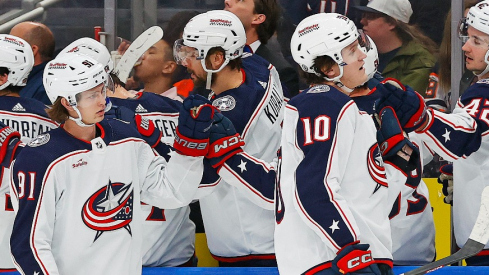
[356,0,437,95]
[9,21,55,105]
[225,0,300,97]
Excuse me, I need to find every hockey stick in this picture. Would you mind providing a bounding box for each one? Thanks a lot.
[112,26,164,84]
[401,185,489,275]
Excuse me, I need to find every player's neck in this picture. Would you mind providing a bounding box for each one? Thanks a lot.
[63,119,97,141]
[143,77,172,95]
[212,68,243,95]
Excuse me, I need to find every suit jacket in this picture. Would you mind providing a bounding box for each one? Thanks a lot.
[256,44,300,98]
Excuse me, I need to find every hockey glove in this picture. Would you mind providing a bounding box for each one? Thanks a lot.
[376,107,420,173]
[0,122,22,168]
[438,164,453,205]
[332,242,381,275]
[373,78,428,133]
[206,112,244,169]
[174,95,216,156]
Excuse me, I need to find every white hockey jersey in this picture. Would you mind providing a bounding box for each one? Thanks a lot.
[195,53,284,261]
[352,90,436,265]
[0,97,58,271]
[9,119,203,275]
[413,80,489,253]
[275,85,393,275]
[110,92,195,267]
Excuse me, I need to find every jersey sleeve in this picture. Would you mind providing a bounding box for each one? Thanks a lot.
[218,151,277,210]
[416,107,481,161]
[139,146,203,209]
[289,101,361,250]
[10,151,60,275]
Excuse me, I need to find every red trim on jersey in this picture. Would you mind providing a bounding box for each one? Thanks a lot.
[198,177,221,189]
[303,261,332,275]
[424,131,459,160]
[221,158,274,204]
[30,138,143,274]
[434,111,477,132]
[211,253,275,262]
[241,71,273,139]
[0,268,17,272]
[296,101,358,250]
[0,111,59,126]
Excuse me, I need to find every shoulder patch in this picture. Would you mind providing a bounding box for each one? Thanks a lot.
[28,133,50,147]
[307,85,330,94]
[212,95,236,112]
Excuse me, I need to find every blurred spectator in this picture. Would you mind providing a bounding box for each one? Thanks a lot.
[409,0,451,46]
[225,0,300,97]
[357,0,437,95]
[9,22,55,105]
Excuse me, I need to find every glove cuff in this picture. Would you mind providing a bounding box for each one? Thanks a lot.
[174,128,209,156]
[0,126,21,167]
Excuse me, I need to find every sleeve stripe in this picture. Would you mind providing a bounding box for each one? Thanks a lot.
[221,163,274,204]
[434,112,477,132]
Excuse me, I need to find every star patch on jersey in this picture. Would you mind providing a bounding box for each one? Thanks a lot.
[212,95,236,112]
[82,180,134,242]
[27,133,50,147]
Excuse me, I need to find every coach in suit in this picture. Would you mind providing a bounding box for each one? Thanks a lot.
[225,0,300,98]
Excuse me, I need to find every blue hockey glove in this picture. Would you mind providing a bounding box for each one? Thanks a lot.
[174,95,216,156]
[376,107,420,173]
[206,112,244,169]
[374,78,428,133]
[0,122,22,168]
[332,242,382,275]
[438,164,453,205]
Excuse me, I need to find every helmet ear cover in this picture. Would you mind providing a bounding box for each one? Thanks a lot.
[0,34,34,90]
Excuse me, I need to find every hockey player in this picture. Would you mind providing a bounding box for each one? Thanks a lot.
[373,0,489,265]
[7,53,210,274]
[352,36,436,265]
[0,34,58,271]
[275,13,397,274]
[58,37,196,267]
[174,10,284,266]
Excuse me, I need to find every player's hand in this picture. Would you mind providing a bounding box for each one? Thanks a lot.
[376,107,420,173]
[374,78,429,133]
[174,95,216,156]
[332,242,382,275]
[0,122,22,167]
[438,164,453,205]
[206,112,244,169]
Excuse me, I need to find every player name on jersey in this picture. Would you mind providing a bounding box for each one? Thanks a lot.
[0,118,56,139]
[264,82,283,124]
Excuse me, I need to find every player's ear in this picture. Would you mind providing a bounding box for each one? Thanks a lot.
[60,97,75,111]
[206,51,225,70]
[0,73,7,86]
[322,63,339,79]
[162,60,177,74]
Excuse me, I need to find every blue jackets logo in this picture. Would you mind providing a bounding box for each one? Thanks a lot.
[82,180,134,242]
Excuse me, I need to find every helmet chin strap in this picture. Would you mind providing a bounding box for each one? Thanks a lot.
[202,58,230,90]
[476,50,489,78]
[68,106,94,127]
[323,65,354,94]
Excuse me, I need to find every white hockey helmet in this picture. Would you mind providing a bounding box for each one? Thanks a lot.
[362,35,379,81]
[0,34,34,90]
[57,37,114,73]
[174,10,246,88]
[291,13,359,75]
[461,0,489,77]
